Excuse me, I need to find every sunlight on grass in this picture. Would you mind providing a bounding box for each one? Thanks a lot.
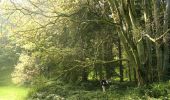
[0,86,29,100]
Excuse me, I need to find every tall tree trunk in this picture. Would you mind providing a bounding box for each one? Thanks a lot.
[118,37,123,82]
[103,34,114,79]
[127,61,132,81]
[163,0,170,80]
[143,0,153,83]
[153,0,164,81]
[82,68,88,81]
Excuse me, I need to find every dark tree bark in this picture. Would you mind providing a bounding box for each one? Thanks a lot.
[118,37,123,82]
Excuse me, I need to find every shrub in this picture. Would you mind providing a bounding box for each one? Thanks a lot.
[11,54,40,85]
[147,83,168,98]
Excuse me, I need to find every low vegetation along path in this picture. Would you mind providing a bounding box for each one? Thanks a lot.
[0,86,29,100]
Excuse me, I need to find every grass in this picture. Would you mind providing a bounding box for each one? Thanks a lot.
[0,85,29,100]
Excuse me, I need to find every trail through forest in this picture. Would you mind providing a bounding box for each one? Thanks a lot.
[0,86,29,100]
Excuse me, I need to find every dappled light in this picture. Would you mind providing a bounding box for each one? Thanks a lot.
[0,0,170,100]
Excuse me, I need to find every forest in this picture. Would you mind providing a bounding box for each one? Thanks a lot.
[0,0,170,100]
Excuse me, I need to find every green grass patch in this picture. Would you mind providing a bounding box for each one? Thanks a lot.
[0,86,29,100]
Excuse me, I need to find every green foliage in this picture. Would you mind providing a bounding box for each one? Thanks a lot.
[27,75,50,99]
[1,0,170,99]
[138,82,170,98]
[11,54,40,85]
[27,81,170,100]
[0,35,19,85]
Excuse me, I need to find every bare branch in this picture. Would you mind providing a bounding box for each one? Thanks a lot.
[143,29,170,43]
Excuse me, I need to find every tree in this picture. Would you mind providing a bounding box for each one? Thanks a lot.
[107,0,170,85]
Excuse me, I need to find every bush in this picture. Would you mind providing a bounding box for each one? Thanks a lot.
[137,83,169,98]
[147,83,168,98]
[27,81,170,100]
[11,54,40,85]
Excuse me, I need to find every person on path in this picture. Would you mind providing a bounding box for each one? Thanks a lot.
[100,79,109,92]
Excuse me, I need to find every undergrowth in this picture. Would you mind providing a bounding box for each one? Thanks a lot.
[27,79,170,100]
